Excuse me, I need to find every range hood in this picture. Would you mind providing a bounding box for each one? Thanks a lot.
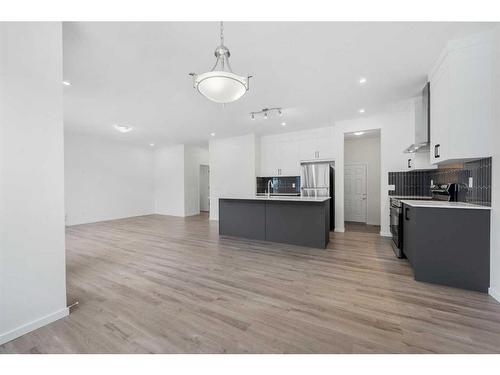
[404,82,430,153]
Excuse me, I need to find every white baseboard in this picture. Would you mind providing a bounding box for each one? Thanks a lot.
[380,231,392,237]
[489,287,500,303]
[334,227,345,233]
[0,307,69,346]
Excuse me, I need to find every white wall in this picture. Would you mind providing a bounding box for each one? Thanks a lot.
[153,144,208,217]
[344,135,381,225]
[209,134,258,220]
[489,26,500,302]
[64,132,154,225]
[184,145,209,216]
[0,22,68,345]
[334,100,415,235]
[200,165,210,212]
[154,145,186,216]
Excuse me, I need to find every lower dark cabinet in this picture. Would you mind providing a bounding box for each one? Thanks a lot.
[402,203,490,292]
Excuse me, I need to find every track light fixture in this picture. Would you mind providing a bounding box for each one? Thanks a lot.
[249,107,283,120]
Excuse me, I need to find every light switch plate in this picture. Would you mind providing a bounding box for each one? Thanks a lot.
[388,184,395,191]
[469,177,474,188]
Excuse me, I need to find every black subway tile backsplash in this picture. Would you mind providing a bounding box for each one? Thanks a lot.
[256,176,301,195]
[388,157,491,206]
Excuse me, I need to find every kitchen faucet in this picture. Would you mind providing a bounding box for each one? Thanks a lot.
[267,179,274,198]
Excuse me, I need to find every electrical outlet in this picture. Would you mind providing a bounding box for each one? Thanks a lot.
[430,179,434,186]
[388,184,395,191]
[469,177,473,188]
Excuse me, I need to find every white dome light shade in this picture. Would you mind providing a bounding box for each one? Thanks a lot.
[195,71,248,104]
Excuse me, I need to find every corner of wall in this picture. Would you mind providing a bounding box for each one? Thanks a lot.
[489,287,500,303]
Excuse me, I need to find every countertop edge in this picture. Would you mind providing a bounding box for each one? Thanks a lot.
[219,196,331,202]
[400,200,491,210]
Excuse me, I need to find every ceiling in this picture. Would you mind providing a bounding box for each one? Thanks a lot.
[345,129,380,140]
[63,22,495,147]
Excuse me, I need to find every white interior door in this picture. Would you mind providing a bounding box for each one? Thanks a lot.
[344,164,367,223]
[199,165,210,212]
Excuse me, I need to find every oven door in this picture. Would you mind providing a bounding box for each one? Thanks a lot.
[390,206,403,257]
[390,206,400,236]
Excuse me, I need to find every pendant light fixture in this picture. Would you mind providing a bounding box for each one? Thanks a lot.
[189,22,251,104]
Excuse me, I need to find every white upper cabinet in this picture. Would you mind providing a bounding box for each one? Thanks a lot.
[260,139,299,176]
[259,127,335,177]
[429,31,494,164]
[298,132,335,161]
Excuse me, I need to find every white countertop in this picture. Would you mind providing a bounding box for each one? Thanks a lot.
[220,196,331,202]
[390,195,433,200]
[400,200,491,210]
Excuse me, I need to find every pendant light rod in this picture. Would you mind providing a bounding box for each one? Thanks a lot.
[220,21,224,46]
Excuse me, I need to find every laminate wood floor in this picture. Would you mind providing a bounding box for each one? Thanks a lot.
[2,213,500,353]
[345,221,381,234]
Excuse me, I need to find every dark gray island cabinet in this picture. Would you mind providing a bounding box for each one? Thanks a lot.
[402,201,491,292]
[219,197,330,248]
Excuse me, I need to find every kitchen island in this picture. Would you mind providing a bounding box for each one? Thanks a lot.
[219,196,330,248]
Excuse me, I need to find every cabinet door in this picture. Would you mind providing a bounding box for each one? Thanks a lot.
[429,62,450,164]
[429,34,494,164]
[277,141,299,176]
[260,142,279,176]
[315,138,335,160]
[448,44,493,160]
[298,139,318,161]
[261,140,299,176]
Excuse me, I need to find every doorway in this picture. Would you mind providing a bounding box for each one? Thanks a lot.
[344,164,367,223]
[343,129,381,233]
[199,164,210,213]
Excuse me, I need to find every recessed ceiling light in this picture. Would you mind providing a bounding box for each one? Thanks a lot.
[210,132,215,137]
[354,131,365,136]
[359,108,365,114]
[62,80,71,86]
[359,77,367,85]
[149,143,155,147]
[281,122,286,127]
[113,124,133,133]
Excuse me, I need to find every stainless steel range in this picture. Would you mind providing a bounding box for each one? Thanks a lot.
[389,183,464,258]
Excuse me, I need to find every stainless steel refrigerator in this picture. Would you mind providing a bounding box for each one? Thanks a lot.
[301,162,335,231]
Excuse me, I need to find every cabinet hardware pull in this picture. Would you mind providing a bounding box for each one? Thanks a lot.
[405,207,410,221]
[434,144,440,158]
[408,159,412,168]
